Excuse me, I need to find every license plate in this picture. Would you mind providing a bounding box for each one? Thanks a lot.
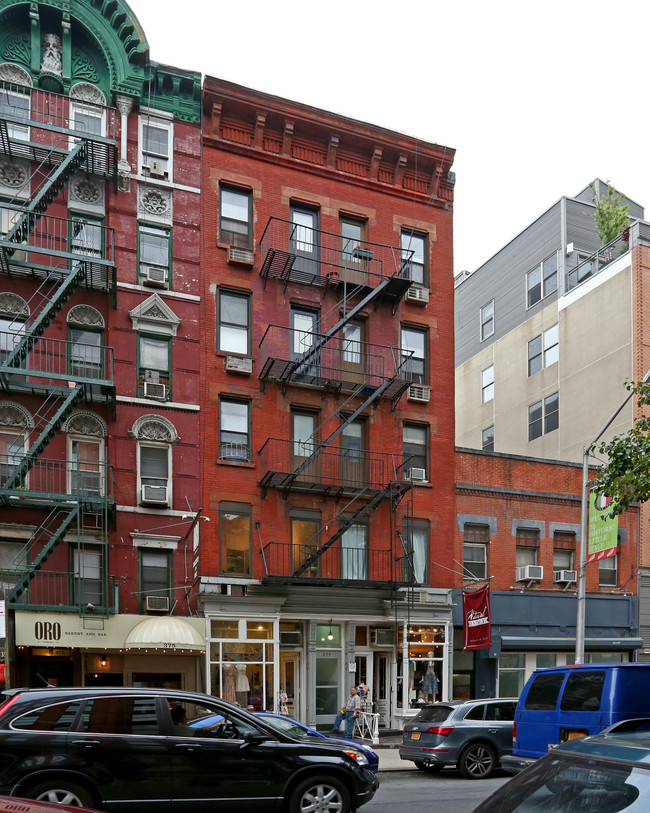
[411,732,421,740]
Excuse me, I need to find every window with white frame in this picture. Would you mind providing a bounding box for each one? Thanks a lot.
[482,365,494,403]
[528,324,558,376]
[139,334,170,400]
[65,412,106,498]
[464,524,488,580]
[480,300,494,341]
[403,520,429,585]
[528,392,559,440]
[401,325,428,384]
[219,398,251,462]
[140,115,172,180]
[140,444,170,506]
[0,429,25,486]
[341,522,368,580]
[0,84,30,140]
[1,205,27,263]
[599,553,618,586]
[139,224,171,288]
[527,253,558,308]
[219,186,253,249]
[400,229,427,286]
[218,290,250,355]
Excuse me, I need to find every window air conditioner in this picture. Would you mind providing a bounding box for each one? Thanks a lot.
[228,246,254,267]
[370,629,394,646]
[143,159,168,180]
[141,483,168,505]
[516,565,543,582]
[143,380,167,400]
[225,355,253,375]
[405,467,427,482]
[553,569,577,584]
[407,384,431,403]
[142,266,168,288]
[405,285,430,304]
[145,595,170,612]
[279,631,302,645]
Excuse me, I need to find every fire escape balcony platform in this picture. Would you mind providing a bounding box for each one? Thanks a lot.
[0,455,114,508]
[258,437,405,496]
[260,217,413,305]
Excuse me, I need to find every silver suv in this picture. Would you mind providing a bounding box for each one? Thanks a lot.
[399,697,517,778]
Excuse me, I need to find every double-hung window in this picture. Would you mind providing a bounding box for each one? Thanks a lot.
[140,116,172,180]
[72,546,103,606]
[480,300,494,341]
[220,503,252,576]
[403,520,429,584]
[1,205,27,263]
[69,327,103,379]
[218,290,250,355]
[139,224,171,288]
[527,253,558,308]
[599,553,618,586]
[464,525,488,580]
[219,398,251,462]
[528,392,559,440]
[219,187,253,249]
[401,325,428,384]
[139,335,170,401]
[0,84,30,140]
[140,550,171,611]
[401,229,427,285]
[70,216,103,267]
[341,523,368,580]
[403,423,428,480]
[140,444,170,506]
[528,324,558,375]
[482,365,494,403]
[482,425,494,452]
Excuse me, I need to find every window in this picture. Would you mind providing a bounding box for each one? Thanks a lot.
[218,290,250,355]
[0,430,25,485]
[482,365,494,403]
[401,229,427,286]
[70,217,103,270]
[0,313,26,366]
[69,327,103,379]
[341,523,368,580]
[290,203,320,276]
[219,187,252,249]
[70,438,102,496]
[290,306,320,379]
[516,529,539,569]
[527,253,558,308]
[403,520,429,584]
[482,425,494,452]
[140,444,170,506]
[464,524,488,580]
[72,546,103,606]
[480,300,494,340]
[70,101,104,138]
[403,423,428,480]
[528,324,558,376]
[499,653,526,698]
[79,697,159,735]
[139,335,170,400]
[553,548,574,572]
[219,504,252,576]
[1,205,27,262]
[401,325,428,384]
[528,392,559,440]
[599,553,618,586]
[140,550,171,611]
[340,216,365,262]
[139,224,170,287]
[291,510,321,576]
[219,398,250,462]
[0,84,30,140]
[140,116,172,179]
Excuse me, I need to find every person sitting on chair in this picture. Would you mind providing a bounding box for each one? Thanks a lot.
[330,686,361,738]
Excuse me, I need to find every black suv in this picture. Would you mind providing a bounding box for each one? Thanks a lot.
[0,687,378,812]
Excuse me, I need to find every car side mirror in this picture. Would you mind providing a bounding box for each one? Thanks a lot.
[241,730,269,747]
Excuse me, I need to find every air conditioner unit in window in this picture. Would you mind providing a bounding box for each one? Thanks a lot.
[143,380,167,400]
[225,355,253,375]
[405,467,427,482]
[370,629,394,646]
[143,159,168,180]
[553,569,577,584]
[145,595,170,612]
[407,384,431,403]
[142,266,168,288]
[228,246,254,267]
[405,285,430,304]
[516,565,543,582]
[141,483,168,505]
[279,631,302,645]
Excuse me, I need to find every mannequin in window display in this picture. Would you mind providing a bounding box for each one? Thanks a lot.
[222,663,236,704]
[235,663,250,707]
[422,651,439,703]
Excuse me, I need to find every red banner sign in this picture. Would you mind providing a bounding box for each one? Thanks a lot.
[462,584,492,651]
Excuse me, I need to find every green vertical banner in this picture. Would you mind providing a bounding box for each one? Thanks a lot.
[588,491,619,562]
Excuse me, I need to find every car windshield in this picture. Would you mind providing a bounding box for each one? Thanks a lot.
[477,752,650,812]
[412,705,454,723]
[257,715,312,740]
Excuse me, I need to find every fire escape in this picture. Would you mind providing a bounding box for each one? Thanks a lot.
[257,217,417,586]
[0,81,117,612]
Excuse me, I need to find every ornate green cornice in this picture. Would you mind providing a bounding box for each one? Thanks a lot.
[0,1,200,122]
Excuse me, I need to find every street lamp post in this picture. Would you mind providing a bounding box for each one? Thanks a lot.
[576,371,650,664]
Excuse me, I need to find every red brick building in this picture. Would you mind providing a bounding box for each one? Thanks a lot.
[0,0,204,689]
[199,77,456,727]
[454,449,641,699]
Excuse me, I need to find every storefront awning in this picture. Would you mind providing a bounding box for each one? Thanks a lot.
[500,636,643,651]
[125,616,205,651]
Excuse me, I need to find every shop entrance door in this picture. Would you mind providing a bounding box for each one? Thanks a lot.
[315,651,340,727]
[373,653,390,726]
[280,651,300,718]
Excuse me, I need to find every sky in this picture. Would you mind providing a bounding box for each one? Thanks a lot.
[130,0,650,276]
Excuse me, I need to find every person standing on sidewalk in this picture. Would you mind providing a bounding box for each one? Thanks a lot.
[330,686,361,738]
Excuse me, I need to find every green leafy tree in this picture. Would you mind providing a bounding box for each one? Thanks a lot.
[590,182,630,245]
[594,378,650,516]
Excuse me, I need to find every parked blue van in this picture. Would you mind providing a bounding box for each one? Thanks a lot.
[502,662,650,773]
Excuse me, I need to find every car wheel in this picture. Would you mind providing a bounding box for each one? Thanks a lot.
[25,780,96,808]
[289,775,351,813]
[458,743,496,779]
[415,760,443,773]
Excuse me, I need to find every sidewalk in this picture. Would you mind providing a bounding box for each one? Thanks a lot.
[350,730,415,772]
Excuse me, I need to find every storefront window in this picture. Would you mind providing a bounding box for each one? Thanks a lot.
[397,624,446,709]
[316,623,340,646]
[499,652,526,696]
[209,617,275,711]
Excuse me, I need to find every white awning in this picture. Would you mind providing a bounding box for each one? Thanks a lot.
[125,616,205,651]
